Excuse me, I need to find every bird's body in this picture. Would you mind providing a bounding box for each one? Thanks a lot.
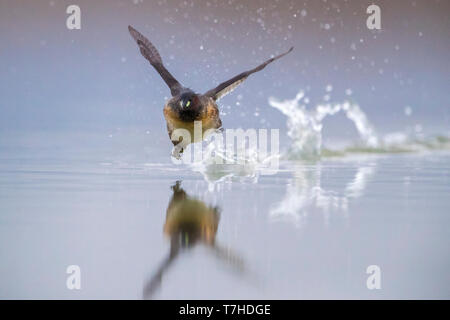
[128,25,293,158]
[163,91,221,144]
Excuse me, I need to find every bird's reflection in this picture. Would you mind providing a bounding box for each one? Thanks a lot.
[143,181,244,299]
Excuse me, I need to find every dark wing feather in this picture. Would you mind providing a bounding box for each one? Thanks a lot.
[204,47,294,101]
[128,25,183,96]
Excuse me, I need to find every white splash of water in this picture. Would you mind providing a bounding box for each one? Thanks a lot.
[268,91,379,159]
[190,139,260,188]
[180,90,449,186]
[182,131,280,189]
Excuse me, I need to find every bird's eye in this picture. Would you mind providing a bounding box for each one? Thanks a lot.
[186,100,191,107]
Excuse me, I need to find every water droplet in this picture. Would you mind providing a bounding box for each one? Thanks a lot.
[414,124,422,133]
[404,106,412,116]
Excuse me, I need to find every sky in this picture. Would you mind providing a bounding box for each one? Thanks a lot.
[0,0,449,139]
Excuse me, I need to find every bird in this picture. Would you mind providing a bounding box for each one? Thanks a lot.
[128,25,293,158]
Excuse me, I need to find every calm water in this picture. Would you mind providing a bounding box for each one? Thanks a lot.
[0,131,449,299]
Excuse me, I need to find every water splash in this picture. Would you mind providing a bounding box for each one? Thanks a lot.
[269,91,379,159]
[179,131,280,188]
[269,91,450,159]
[189,140,260,187]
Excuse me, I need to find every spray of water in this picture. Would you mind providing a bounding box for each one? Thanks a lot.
[271,91,450,158]
[183,90,449,185]
[269,91,379,159]
[181,130,280,188]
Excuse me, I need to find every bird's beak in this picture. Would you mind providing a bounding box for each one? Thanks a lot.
[179,101,184,108]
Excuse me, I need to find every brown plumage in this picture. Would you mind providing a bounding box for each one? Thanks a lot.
[128,25,293,158]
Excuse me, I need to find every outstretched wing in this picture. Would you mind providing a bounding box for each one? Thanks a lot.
[128,25,183,96]
[204,47,293,101]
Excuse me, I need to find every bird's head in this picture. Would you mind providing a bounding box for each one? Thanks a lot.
[179,91,200,111]
[172,91,202,121]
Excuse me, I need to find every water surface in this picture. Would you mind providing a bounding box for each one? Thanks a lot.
[0,131,448,299]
